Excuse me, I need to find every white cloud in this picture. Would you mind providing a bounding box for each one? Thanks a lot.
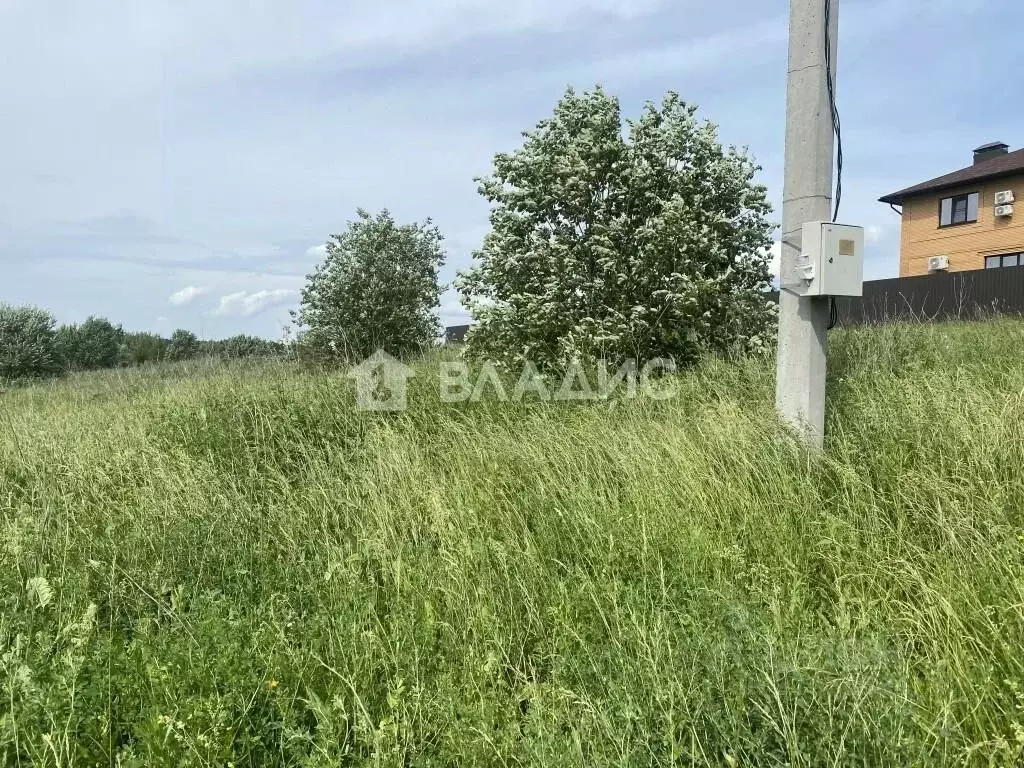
[553,16,785,89]
[213,288,297,317]
[865,224,885,244]
[228,243,288,260]
[168,285,210,306]
[305,243,328,260]
[438,288,471,327]
[0,0,672,104]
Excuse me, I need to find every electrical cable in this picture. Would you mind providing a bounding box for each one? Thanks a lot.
[824,0,842,225]
[824,0,842,330]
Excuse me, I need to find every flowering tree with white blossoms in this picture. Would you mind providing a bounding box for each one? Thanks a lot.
[457,86,776,371]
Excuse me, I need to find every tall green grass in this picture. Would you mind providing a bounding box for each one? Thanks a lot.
[2,320,1024,766]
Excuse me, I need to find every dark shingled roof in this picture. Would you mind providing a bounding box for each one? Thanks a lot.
[879,148,1024,205]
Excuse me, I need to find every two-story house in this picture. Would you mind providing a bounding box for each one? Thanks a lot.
[879,142,1024,277]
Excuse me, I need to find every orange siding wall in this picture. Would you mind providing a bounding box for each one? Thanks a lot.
[898,173,1024,276]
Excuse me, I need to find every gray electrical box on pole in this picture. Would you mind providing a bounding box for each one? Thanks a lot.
[775,0,840,448]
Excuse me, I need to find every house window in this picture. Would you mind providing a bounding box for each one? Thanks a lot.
[985,252,1024,269]
[939,192,980,227]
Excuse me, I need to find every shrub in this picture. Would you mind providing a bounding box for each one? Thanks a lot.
[167,329,201,361]
[0,304,62,382]
[119,332,168,366]
[55,316,124,371]
[207,335,285,360]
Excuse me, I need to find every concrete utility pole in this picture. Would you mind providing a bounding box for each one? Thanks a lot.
[775,0,838,448]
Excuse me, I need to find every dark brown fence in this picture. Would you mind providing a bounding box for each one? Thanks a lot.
[767,267,1024,327]
[445,268,1024,340]
[836,268,1024,326]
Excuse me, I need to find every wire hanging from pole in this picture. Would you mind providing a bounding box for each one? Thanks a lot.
[823,0,842,225]
[824,0,843,331]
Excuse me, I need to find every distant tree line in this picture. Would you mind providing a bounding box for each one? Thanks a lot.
[0,305,284,383]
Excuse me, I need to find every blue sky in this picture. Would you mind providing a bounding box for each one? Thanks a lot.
[1,0,1017,339]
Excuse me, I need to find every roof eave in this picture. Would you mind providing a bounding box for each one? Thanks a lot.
[879,166,1024,207]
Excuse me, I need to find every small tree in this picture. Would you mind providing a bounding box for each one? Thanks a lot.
[295,209,445,362]
[167,329,200,361]
[0,305,62,382]
[457,86,776,371]
[54,324,79,370]
[55,316,124,371]
[120,332,168,366]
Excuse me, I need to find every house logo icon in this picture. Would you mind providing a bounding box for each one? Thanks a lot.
[346,349,416,411]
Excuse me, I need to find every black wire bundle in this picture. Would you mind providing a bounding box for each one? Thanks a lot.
[824,0,843,330]
[824,0,842,224]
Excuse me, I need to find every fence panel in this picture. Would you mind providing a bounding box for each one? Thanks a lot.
[835,268,1024,326]
[444,268,1024,339]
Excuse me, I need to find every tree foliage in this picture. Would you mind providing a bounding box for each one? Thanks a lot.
[119,332,169,366]
[0,305,62,382]
[457,86,776,371]
[55,316,124,371]
[295,209,446,362]
[167,329,201,361]
[0,307,287,378]
[205,335,285,359]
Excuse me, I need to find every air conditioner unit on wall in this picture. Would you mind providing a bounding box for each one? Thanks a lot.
[928,255,949,272]
[995,190,1016,205]
[995,204,1014,218]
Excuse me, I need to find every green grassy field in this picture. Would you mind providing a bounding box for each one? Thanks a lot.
[3,320,1024,766]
